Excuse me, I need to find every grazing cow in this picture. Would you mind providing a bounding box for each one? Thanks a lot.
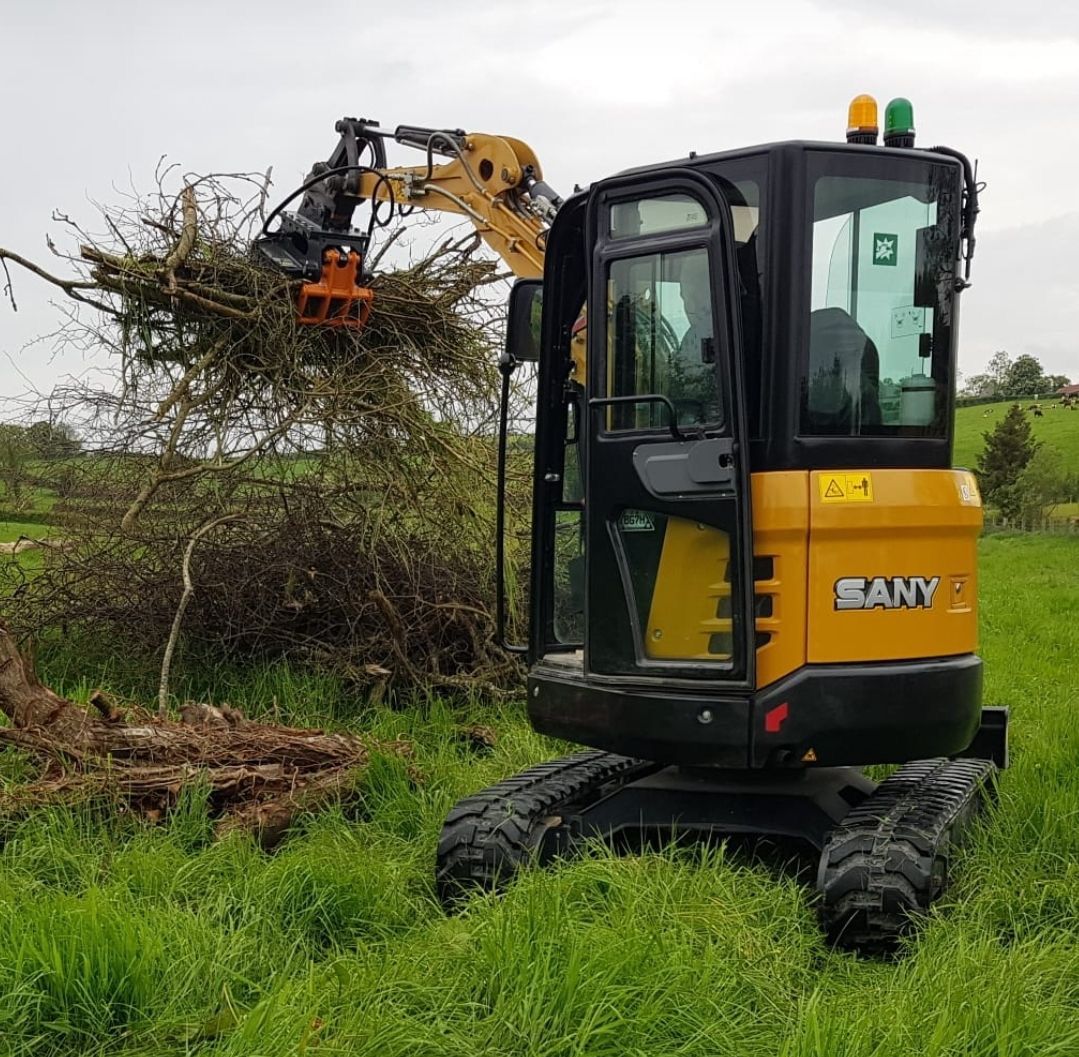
[982,407,994,417]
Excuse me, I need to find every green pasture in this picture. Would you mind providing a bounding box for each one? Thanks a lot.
[954,399,1079,472]
[0,533,1074,1056]
[0,522,50,545]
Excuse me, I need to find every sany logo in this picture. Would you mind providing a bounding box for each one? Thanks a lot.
[834,576,940,611]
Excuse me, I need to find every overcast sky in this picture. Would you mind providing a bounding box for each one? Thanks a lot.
[2,0,1077,407]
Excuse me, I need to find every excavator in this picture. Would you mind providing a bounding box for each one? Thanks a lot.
[257,95,1007,953]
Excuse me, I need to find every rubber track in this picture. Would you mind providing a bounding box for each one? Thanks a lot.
[435,750,648,907]
[818,757,997,954]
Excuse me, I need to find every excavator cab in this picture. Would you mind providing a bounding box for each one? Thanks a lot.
[518,138,991,757]
[447,99,1008,954]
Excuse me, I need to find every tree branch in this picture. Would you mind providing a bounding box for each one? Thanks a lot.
[158,514,246,717]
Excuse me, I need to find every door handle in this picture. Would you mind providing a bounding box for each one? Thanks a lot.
[588,395,688,441]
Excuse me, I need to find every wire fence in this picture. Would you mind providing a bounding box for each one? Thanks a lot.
[983,511,1079,536]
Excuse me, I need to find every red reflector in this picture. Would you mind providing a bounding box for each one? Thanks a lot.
[764,702,789,734]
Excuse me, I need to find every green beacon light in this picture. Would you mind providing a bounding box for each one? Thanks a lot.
[884,97,916,148]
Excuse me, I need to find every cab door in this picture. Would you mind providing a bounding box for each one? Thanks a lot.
[585,170,754,687]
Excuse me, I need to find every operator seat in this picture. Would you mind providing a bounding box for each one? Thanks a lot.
[806,307,882,434]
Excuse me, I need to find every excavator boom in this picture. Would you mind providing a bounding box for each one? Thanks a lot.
[256,118,556,327]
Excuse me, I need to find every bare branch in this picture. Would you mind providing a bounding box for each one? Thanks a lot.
[158,514,246,716]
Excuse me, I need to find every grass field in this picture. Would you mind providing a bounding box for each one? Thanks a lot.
[0,533,1074,1056]
[0,522,51,545]
[954,400,1079,471]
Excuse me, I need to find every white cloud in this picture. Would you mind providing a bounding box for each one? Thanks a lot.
[1,0,1076,398]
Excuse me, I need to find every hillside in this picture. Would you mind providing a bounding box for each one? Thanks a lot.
[954,399,1079,470]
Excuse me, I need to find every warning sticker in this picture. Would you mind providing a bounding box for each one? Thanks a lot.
[872,232,898,267]
[818,473,874,503]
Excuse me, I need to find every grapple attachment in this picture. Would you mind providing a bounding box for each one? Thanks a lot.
[296,248,374,329]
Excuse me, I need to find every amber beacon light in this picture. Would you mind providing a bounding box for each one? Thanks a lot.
[846,94,879,145]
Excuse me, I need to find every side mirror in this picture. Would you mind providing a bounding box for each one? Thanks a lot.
[506,279,543,363]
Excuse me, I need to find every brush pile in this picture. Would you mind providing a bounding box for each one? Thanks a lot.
[0,170,533,694]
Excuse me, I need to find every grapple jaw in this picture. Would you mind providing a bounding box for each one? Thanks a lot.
[254,216,374,330]
[296,247,374,329]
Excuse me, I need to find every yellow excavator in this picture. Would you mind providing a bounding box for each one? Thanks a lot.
[258,95,1007,953]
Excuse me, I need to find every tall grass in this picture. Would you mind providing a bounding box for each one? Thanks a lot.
[0,535,1076,1055]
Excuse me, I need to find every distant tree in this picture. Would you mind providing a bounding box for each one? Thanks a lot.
[1046,374,1072,393]
[25,420,82,459]
[976,404,1040,521]
[1017,446,1069,526]
[960,372,996,399]
[1063,467,1079,505]
[960,350,1013,400]
[0,424,30,504]
[986,350,1012,394]
[1003,354,1048,398]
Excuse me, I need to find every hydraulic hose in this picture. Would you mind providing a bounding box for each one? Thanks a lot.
[928,145,980,283]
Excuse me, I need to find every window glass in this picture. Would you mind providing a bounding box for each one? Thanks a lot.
[551,394,583,645]
[615,511,735,665]
[610,194,708,239]
[805,166,957,437]
[552,508,584,644]
[605,247,722,430]
[711,171,765,439]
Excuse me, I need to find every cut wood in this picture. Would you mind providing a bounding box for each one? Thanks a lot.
[0,621,410,846]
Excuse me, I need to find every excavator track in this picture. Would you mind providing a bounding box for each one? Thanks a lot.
[435,750,651,906]
[817,757,997,954]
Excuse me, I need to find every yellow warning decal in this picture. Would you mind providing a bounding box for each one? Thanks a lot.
[818,472,874,503]
[801,748,818,762]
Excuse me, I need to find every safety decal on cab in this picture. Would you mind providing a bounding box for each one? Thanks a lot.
[872,232,898,266]
[818,473,874,503]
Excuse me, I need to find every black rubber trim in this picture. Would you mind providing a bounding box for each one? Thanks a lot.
[527,655,982,769]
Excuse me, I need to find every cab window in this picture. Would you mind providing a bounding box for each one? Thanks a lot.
[606,245,723,430]
[804,158,958,437]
